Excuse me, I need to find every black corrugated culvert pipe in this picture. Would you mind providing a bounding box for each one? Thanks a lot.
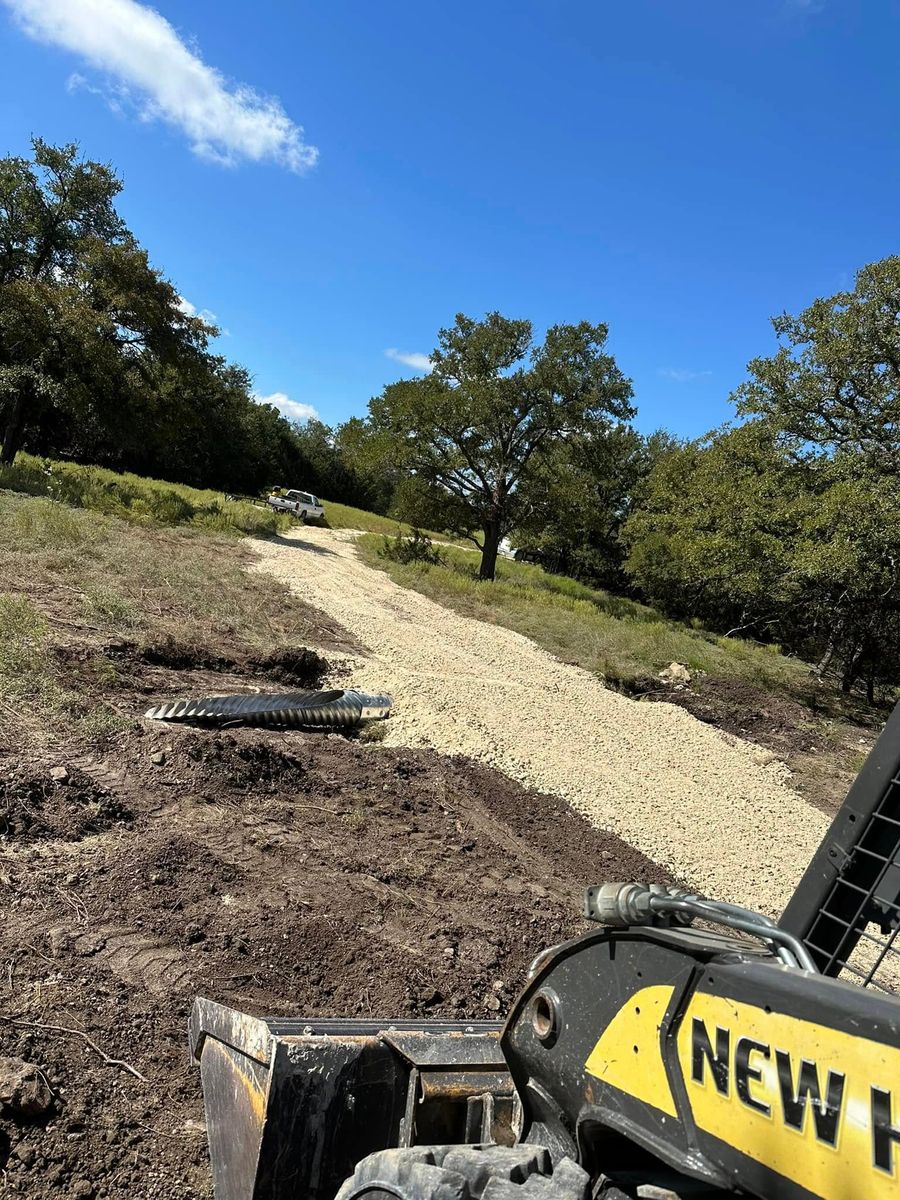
[144,689,392,728]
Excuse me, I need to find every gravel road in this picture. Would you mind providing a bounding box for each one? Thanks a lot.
[249,527,829,916]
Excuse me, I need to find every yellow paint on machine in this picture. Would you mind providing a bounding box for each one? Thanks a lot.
[584,984,677,1117]
[584,986,900,1200]
[677,993,900,1200]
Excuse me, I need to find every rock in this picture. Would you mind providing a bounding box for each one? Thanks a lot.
[48,928,72,958]
[751,747,777,767]
[150,751,166,766]
[484,994,502,1012]
[13,1141,35,1166]
[659,662,692,684]
[49,766,69,783]
[442,946,456,957]
[0,1057,53,1118]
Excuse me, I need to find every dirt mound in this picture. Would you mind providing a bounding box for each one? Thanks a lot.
[0,768,131,841]
[97,637,331,689]
[0,726,669,1197]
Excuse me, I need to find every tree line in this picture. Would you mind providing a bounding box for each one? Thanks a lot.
[347,258,900,700]
[0,139,380,506]
[3,140,899,698]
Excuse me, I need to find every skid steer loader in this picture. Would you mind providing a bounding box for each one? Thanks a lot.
[189,703,900,1199]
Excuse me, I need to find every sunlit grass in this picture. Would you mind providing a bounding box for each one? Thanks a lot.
[357,536,809,694]
[0,453,288,537]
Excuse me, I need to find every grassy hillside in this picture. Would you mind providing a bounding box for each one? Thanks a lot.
[316,496,465,543]
[0,453,287,536]
[0,490,330,751]
[357,536,810,694]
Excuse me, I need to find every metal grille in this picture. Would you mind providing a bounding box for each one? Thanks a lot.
[781,704,900,995]
[801,784,900,993]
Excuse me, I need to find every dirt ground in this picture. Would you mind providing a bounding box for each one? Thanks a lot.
[1,515,886,1199]
[0,641,670,1199]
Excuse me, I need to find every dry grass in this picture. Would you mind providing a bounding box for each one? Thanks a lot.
[0,492,337,752]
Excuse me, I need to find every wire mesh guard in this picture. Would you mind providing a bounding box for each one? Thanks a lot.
[800,778,900,994]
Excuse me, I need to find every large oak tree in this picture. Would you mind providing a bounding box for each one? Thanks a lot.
[362,312,634,579]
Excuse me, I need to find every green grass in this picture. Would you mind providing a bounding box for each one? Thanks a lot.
[0,453,288,537]
[358,536,810,694]
[315,497,467,544]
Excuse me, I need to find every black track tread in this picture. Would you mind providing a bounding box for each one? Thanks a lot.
[335,1145,589,1200]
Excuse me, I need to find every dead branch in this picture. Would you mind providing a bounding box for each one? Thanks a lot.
[0,1015,149,1082]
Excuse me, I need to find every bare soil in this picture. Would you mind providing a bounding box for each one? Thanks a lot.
[0,649,669,1199]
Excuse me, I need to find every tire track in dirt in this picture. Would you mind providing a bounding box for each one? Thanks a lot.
[48,923,194,995]
[248,527,830,916]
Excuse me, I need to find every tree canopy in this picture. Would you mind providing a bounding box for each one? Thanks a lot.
[736,256,900,471]
[0,138,351,497]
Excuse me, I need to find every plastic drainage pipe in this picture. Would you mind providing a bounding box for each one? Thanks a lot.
[144,689,392,728]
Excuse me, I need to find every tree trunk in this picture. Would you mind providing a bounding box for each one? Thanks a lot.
[812,640,835,679]
[841,645,862,694]
[479,520,501,581]
[0,391,27,465]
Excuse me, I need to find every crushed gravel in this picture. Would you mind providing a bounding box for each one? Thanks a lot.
[248,527,829,916]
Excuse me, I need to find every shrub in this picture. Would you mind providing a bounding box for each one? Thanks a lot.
[378,528,445,566]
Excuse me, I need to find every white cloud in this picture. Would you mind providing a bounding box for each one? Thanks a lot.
[385,348,433,373]
[254,391,319,424]
[3,0,318,172]
[176,295,217,324]
[657,367,712,383]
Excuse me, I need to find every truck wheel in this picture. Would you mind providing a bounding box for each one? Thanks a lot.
[299,509,307,520]
[335,1145,590,1200]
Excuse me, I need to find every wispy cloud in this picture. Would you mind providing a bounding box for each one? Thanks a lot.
[176,295,217,324]
[385,348,433,373]
[2,0,318,172]
[255,391,319,424]
[657,367,712,383]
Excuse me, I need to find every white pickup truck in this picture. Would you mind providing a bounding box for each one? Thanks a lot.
[266,488,325,521]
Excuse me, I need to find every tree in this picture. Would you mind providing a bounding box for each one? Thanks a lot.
[623,421,900,700]
[624,421,806,629]
[0,139,211,463]
[362,312,634,579]
[510,427,678,589]
[736,256,900,471]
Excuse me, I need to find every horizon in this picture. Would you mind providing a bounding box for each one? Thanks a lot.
[0,0,895,439]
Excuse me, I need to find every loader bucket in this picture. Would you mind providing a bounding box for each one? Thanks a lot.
[189,997,518,1200]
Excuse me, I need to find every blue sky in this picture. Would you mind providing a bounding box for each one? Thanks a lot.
[0,0,896,436]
